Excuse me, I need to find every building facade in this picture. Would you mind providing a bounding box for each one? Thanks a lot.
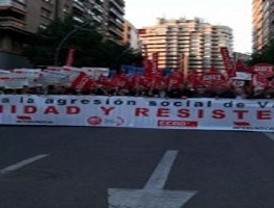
[0,0,125,68]
[104,0,125,42]
[123,20,141,50]
[252,0,274,52]
[138,18,233,72]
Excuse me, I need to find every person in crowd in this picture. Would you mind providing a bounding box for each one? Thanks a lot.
[92,85,108,96]
[191,86,207,98]
[166,85,183,98]
[234,87,248,99]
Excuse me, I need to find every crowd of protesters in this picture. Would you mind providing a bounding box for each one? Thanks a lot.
[1,81,274,99]
[1,61,274,99]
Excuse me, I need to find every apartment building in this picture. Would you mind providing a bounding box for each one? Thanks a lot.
[104,0,125,42]
[123,20,140,50]
[252,0,274,52]
[0,0,125,68]
[138,18,233,72]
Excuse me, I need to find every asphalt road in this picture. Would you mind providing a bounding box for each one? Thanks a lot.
[0,126,274,208]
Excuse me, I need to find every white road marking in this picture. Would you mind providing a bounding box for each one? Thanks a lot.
[264,132,274,142]
[0,154,49,175]
[144,150,178,190]
[108,150,197,208]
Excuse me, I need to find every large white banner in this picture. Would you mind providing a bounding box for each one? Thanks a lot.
[0,95,274,132]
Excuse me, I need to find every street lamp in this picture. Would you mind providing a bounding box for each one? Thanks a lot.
[54,21,93,66]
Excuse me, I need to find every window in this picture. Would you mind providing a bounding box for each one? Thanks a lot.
[41,7,52,19]
[39,24,47,30]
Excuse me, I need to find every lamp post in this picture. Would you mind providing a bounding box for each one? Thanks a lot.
[54,21,92,66]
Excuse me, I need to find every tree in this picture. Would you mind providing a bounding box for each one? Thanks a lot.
[23,17,143,69]
[248,40,274,65]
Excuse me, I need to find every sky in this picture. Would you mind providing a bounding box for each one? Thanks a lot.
[125,0,252,54]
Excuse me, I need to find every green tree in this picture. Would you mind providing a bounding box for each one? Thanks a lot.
[248,40,274,65]
[23,17,143,69]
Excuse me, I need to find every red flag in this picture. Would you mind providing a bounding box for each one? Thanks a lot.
[144,52,160,76]
[144,59,154,76]
[110,73,129,87]
[65,48,75,66]
[152,52,159,71]
[129,74,141,88]
[187,70,203,87]
[252,74,269,88]
[139,75,151,87]
[166,70,184,87]
[253,63,274,78]
[220,47,235,78]
[152,72,165,89]
[71,72,94,91]
[200,68,227,87]
[142,44,148,69]
[170,70,184,78]
[236,60,254,74]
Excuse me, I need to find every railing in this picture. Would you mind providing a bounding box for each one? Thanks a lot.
[72,0,84,12]
[93,4,103,13]
[109,0,124,14]
[0,0,26,11]
[0,16,25,30]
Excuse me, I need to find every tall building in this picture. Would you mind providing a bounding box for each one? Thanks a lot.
[104,0,125,42]
[138,18,233,72]
[123,20,141,50]
[252,0,274,52]
[0,0,28,54]
[0,0,125,69]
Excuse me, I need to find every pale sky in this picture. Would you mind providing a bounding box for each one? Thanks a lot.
[125,0,252,54]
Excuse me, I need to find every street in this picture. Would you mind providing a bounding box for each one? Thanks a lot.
[0,126,274,208]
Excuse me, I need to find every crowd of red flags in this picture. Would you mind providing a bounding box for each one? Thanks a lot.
[70,48,274,92]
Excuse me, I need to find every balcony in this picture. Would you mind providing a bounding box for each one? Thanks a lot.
[0,16,26,32]
[93,4,103,14]
[92,15,103,24]
[109,7,121,18]
[109,0,124,15]
[72,0,84,12]
[109,26,123,38]
[0,0,26,13]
